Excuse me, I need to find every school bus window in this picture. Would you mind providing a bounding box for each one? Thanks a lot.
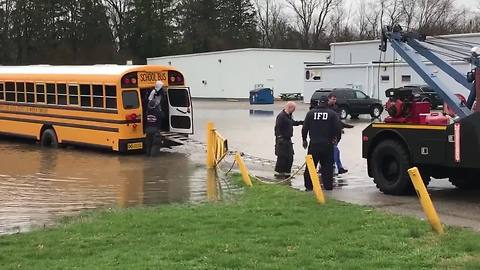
[80,84,92,107]
[16,82,25,102]
[36,84,46,103]
[68,85,79,105]
[92,84,104,108]
[5,82,15,101]
[46,83,56,104]
[169,89,190,107]
[105,85,116,97]
[26,83,35,103]
[0,82,4,100]
[57,84,67,105]
[122,90,139,109]
[105,85,117,109]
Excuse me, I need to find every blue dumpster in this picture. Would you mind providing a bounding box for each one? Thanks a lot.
[249,88,274,104]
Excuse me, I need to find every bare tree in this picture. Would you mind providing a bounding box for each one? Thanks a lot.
[400,0,416,30]
[255,0,289,48]
[286,0,340,49]
[285,0,316,48]
[312,0,341,48]
[357,1,382,39]
[103,0,131,53]
[416,0,456,34]
[381,0,403,27]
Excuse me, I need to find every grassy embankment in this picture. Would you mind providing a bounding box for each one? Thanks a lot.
[1,175,479,269]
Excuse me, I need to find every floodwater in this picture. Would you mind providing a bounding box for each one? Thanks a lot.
[0,140,213,235]
[2,99,480,234]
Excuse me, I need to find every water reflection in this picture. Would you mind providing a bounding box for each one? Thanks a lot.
[249,109,274,117]
[0,138,207,235]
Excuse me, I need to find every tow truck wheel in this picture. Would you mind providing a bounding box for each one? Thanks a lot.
[449,176,480,190]
[371,140,413,195]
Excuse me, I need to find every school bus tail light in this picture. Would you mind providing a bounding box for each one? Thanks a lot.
[125,113,138,128]
[121,72,139,88]
[126,113,138,121]
[168,70,184,86]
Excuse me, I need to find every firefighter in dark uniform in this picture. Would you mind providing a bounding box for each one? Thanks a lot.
[274,101,303,178]
[302,95,341,190]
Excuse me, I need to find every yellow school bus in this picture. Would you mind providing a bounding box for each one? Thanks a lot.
[0,65,193,152]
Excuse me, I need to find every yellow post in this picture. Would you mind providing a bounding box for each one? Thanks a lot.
[305,155,326,204]
[235,152,253,188]
[206,168,219,201]
[206,122,216,168]
[408,167,444,234]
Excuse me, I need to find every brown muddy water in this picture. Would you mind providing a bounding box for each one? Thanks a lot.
[0,139,212,235]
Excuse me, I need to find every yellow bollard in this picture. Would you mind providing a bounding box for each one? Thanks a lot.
[235,152,253,188]
[408,167,444,234]
[206,122,216,168]
[206,168,219,201]
[305,155,326,204]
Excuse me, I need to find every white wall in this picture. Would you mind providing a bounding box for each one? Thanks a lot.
[304,61,473,103]
[331,33,480,65]
[147,49,329,99]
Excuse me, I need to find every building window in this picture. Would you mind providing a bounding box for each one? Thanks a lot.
[381,75,390,82]
[401,75,411,82]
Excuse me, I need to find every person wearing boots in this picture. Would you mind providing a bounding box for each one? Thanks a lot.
[274,102,303,179]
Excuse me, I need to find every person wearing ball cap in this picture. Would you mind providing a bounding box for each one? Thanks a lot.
[302,94,341,191]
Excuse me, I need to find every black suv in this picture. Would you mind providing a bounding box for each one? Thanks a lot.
[310,88,383,119]
[402,85,444,109]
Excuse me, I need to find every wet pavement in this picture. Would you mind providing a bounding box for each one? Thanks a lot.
[1,99,480,235]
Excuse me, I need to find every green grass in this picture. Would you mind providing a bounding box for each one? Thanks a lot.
[1,175,479,269]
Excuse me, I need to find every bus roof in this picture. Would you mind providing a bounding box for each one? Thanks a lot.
[0,65,170,76]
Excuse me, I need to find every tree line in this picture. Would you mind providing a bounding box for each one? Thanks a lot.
[1,0,479,65]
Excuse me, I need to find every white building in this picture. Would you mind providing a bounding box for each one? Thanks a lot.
[304,33,480,103]
[148,48,330,99]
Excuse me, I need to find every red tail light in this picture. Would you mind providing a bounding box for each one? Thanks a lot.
[362,136,369,142]
[126,113,138,121]
[168,70,184,85]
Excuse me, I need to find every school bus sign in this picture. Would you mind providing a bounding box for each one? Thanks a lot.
[138,71,168,87]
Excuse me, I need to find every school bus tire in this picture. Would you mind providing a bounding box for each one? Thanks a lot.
[40,128,59,148]
[371,139,413,195]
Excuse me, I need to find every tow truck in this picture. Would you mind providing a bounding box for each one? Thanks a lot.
[362,25,480,195]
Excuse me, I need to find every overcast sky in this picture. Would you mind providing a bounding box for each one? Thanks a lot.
[345,0,479,9]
